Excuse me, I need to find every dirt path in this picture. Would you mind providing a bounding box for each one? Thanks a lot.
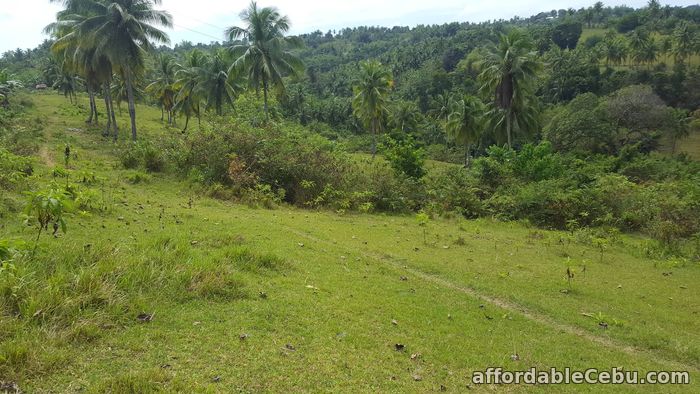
[38,146,56,167]
[281,224,699,373]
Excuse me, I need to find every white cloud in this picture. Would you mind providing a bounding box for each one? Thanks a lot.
[2,0,698,53]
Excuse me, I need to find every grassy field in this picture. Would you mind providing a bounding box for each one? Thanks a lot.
[658,131,700,160]
[1,93,698,392]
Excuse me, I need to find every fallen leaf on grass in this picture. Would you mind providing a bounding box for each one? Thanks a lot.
[0,381,20,393]
[136,312,154,323]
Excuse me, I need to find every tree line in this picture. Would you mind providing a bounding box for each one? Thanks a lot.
[0,0,696,161]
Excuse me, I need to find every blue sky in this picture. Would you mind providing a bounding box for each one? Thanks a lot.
[1,0,698,53]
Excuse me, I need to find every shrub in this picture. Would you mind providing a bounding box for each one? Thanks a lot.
[240,184,285,209]
[170,121,348,205]
[425,167,483,217]
[383,137,426,179]
[118,142,165,172]
[512,142,564,182]
[140,143,165,172]
[118,147,140,170]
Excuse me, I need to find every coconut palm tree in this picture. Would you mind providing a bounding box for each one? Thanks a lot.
[352,60,393,158]
[672,21,695,67]
[603,38,626,67]
[669,108,693,154]
[593,2,605,26]
[636,37,658,69]
[428,92,454,124]
[199,49,243,116]
[628,29,652,68]
[446,95,483,166]
[226,1,304,119]
[390,101,420,133]
[53,69,79,104]
[477,29,541,147]
[146,53,176,125]
[173,49,208,131]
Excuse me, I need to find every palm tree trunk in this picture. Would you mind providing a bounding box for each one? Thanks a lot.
[371,118,377,159]
[124,69,138,141]
[104,81,118,140]
[464,143,471,167]
[110,94,118,141]
[263,80,269,120]
[161,106,164,121]
[93,90,99,125]
[183,115,190,132]
[506,110,513,148]
[103,90,111,137]
[86,84,95,124]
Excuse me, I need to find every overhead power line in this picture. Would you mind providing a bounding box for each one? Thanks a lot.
[171,23,223,42]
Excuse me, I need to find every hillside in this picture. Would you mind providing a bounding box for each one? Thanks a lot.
[1,1,700,391]
[0,92,698,392]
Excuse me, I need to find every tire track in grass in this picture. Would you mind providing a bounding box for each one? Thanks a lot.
[279,223,699,373]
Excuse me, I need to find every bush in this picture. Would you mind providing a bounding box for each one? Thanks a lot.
[140,143,165,172]
[383,137,426,179]
[118,147,140,170]
[425,167,483,217]
[118,142,165,172]
[170,121,348,206]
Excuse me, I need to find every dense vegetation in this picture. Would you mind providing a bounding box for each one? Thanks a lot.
[1,1,698,253]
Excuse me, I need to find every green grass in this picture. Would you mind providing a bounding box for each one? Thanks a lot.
[0,93,698,392]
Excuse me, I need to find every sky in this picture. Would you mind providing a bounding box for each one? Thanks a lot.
[2,0,698,54]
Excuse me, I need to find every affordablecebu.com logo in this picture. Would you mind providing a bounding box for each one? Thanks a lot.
[472,368,690,385]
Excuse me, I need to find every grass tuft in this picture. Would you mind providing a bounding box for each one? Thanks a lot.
[187,269,248,301]
[226,246,290,272]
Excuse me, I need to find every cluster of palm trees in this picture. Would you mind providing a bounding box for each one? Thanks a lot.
[46,1,303,139]
[146,2,304,131]
[46,0,173,140]
[352,29,541,165]
[601,21,699,69]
